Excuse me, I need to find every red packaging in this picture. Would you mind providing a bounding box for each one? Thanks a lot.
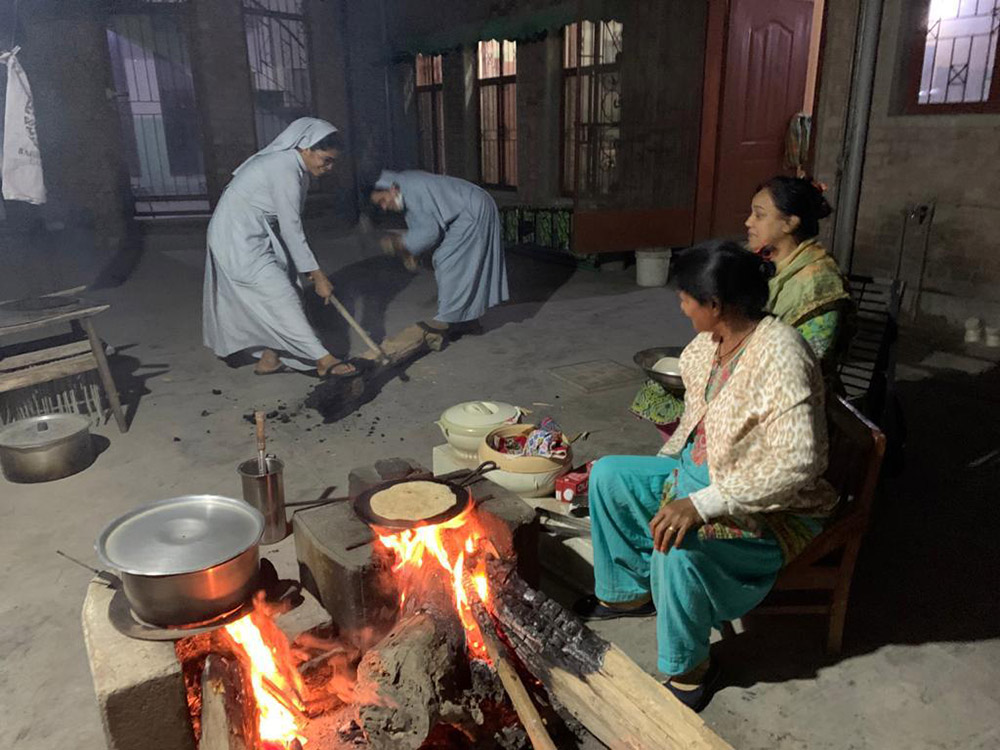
[556,461,594,503]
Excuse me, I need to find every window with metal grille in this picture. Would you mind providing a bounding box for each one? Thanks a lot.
[415,54,446,174]
[477,40,517,188]
[562,20,622,196]
[242,0,313,147]
[908,0,1000,112]
[106,0,210,215]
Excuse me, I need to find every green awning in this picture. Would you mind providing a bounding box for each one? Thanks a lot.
[394,0,626,56]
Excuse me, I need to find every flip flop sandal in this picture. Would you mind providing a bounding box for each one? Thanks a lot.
[416,320,450,335]
[319,361,358,379]
[663,660,721,713]
[572,594,656,621]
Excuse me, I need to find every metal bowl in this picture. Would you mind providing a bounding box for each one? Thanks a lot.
[633,346,685,392]
[0,413,95,483]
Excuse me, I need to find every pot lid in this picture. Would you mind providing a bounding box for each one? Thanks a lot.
[0,414,90,449]
[440,401,520,429]
[96,495,264,576]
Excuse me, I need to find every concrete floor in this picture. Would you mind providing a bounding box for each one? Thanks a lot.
[1,226,998,749]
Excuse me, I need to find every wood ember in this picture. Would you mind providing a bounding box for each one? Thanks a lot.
[484,560,608,678]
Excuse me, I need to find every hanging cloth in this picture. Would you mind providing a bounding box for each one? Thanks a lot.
[0,47,46,205]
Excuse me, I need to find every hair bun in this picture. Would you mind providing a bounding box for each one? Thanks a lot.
[759,259,776,280]
[815,196,833,220]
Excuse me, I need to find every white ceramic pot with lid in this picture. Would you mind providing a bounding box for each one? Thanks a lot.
[437,400,521,458]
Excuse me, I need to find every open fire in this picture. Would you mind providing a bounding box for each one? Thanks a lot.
[376,506,491,660]
[224,614,307,749]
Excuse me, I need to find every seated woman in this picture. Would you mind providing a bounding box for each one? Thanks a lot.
[576,242,837,712]
[629,176,850,439]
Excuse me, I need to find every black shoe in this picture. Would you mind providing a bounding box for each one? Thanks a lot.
[663,660,721,713]
[573,594,656,621]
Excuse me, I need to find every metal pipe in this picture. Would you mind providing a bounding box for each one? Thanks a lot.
[831,0,885,272]
[379,0,395,164]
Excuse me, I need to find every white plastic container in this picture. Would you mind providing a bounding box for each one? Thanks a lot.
[436,401,521,459]
[635,248,671,287]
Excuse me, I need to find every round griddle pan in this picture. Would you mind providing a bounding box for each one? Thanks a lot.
[352,461,497,531]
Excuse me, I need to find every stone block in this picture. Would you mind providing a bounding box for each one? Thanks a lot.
[293,496,399,645]
[81,580,195,750]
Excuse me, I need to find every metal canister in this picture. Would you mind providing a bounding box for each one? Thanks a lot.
[237,457,287,544]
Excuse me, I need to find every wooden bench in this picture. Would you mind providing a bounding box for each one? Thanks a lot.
[0,288,128,432]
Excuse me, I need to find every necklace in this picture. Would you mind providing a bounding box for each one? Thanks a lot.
[714,323,758,365]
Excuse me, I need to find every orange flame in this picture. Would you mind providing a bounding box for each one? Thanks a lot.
[224,615,306,749]
[377,507,490,659]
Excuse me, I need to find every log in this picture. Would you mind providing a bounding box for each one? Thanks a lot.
[357,323,444,361]
[198,655,255,750]
[479,561,733,750]
[353,607,468,750]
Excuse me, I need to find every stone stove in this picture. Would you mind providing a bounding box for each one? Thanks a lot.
[81,457,538,750]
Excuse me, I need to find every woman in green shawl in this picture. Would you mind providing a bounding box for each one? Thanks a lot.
[630,176,850,441]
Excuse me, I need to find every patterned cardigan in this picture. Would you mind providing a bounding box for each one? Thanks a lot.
[659,316,838,522]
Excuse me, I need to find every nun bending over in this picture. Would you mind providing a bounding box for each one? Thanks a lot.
[203,117,356,377]
[369,170,508,336]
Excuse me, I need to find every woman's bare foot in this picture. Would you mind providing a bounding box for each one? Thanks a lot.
[317,354,357,378]
[254,348,283,375]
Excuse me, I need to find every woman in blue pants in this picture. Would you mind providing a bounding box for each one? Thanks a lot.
[576,242,837,711]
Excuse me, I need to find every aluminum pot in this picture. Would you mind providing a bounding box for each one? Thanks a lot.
[96,495,264,627]
[0,414,95,483]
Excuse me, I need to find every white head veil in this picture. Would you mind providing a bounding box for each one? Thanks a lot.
[233,117,338,175]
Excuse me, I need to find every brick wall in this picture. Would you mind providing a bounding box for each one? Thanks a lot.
[814,0,1000,324]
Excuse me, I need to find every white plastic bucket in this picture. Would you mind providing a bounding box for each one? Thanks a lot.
[635,248,671,287]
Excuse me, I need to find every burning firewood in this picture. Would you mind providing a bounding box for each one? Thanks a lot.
[198,655,255,750]
[470,559,733,750]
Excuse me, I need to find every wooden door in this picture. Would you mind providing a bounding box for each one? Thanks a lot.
[710,0,815,237]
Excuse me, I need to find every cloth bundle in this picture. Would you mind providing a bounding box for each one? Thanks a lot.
[490,418,569,459]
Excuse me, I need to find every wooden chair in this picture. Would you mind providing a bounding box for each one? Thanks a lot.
[837,274,905,424]
[753,396,886,654]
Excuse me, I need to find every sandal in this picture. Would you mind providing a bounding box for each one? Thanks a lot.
[416,320,450,335]
[318,360,358,379]
[572,594,656,621]
[663,660,721,713]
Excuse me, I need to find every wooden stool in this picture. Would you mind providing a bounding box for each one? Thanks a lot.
[0,289,128,433]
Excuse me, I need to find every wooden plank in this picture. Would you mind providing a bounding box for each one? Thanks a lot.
[543,648,731,750]
[0,285,87,306]
[0,353,97,393]
[0,340,92,372]
[0,304,109,337]
[753,604,830,616]
[772,567,839,590]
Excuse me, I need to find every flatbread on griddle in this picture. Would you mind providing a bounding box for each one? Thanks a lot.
[369,481,457,521]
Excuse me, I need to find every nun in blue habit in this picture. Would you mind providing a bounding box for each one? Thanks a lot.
[370,170,509,332]
[202,117,356,377]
